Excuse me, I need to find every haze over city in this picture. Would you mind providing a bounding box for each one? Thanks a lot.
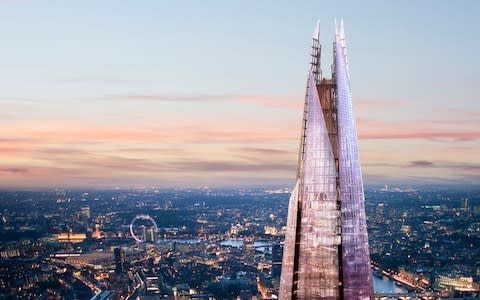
[1,1,480,300]
[0,0,478,189]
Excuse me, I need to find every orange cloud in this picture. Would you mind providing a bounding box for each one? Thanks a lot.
[0,123,298,145]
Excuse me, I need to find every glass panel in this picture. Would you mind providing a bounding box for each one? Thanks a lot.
[279,179,299,300]
[280,73,341,299]
[296,73,340,299]
[335,32,374,300]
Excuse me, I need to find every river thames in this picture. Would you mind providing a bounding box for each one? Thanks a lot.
[373,273,408,294]
[160,239,408,294]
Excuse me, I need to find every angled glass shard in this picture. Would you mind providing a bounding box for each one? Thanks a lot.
[279,72,340,300]
[296,72,340,299]
[335,27,373,300]
[279,179,300,300]
[279,21,373,300]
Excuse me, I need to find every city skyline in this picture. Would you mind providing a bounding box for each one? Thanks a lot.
[0,1,479,188]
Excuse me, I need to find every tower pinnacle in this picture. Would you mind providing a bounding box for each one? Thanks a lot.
[310,21,322,83]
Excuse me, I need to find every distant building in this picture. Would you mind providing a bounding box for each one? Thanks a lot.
[271,243,283,278]
[142,225,148,242]
[147,226,156,243]
[244,240,255,257]
[81,206,91,219]
[92,223,102,239]
[474,206,480,215]
[55,252,112,269]
[172,283,190,297]
[437,275,479,292]
[56,232,86,243]
[461,198,470,212]
[0,247,20,258]
[144,274,161,294]
[230,223,244,235]
[264,225,279,236]
[401,225,411,234]
[114,248,126,273]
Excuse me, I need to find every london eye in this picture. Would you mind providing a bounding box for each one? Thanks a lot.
[129,214,158,243]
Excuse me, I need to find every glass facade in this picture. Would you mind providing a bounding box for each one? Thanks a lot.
[279,21,373,300]
[280,179,299,299]
[335,27,373,300]
[297,73,341,299]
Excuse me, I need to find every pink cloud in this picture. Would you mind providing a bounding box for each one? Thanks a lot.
[0,123,298,145]
[1,94,479,188]
[230,147,295,156]
[106,94,413,111]
[440,146,477,154]
[357,118,480,141]
[105,94,302,110]
[359,129,480,141]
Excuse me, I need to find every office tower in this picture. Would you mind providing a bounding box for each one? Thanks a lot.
[114,247,126,273]
[142,225,147,242]
[244,240,255,256]
[148,226,156,243]
[80,206,90,219]
[462,198,469,212]
[272,243,283,278]
[279,20,373,300]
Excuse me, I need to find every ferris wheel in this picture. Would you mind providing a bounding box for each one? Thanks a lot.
[129,214,158,243]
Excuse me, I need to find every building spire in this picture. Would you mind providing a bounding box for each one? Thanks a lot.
[310,20,322,83]
[340,18,345,39]
[338,18,350,80]
[313,20,320,40]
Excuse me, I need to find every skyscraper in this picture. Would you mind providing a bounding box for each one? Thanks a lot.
[279,20,373,300]
[114,247,126,273]
[80,205,90,219]
[147,226,156,243]
[272,243,283,278]
[142,225,147,242]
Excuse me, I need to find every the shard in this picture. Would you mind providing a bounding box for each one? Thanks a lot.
[279,20,373,300]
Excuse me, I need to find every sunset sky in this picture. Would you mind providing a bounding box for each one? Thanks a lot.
[1,1,479,188]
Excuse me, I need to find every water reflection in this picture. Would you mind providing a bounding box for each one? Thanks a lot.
[373,274,408,294]
[157,238,405,294]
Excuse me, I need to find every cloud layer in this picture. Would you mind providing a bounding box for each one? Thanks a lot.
[1,94,478,188]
